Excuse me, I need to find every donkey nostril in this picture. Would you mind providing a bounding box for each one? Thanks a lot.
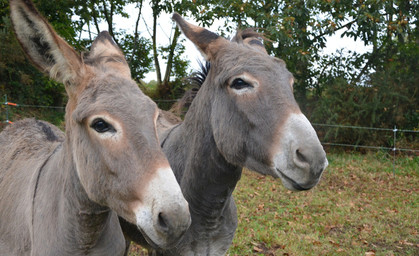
[158,212,169,232]
[296,149,308,163]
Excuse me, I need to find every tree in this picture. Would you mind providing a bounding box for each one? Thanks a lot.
[73,0,194,98]
[310,0,419,145]
[175,0,417,147]
[147,0,200,99]
[72,0,154,81]
[188,0,332,105]
[1,0,417,138]
[0,0,74,107]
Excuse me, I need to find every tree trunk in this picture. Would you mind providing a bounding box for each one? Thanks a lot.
[152,2,162,86]
[101,0,120,46]
[161,27,181,92]
[130,1,144,65]
[162,28,181,84]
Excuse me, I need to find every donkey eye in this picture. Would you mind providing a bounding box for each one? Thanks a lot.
[91,118,114,133]
[230,78,252,90]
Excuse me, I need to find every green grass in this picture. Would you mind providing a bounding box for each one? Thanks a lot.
[130,151,419,255]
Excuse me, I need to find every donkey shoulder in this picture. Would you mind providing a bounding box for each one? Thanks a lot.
[1,118,64,142]
[0,118,64,161]
[0,119,64,255]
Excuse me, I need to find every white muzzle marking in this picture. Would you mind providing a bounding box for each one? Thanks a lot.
[273,113,327,191]
[134,167,190,247]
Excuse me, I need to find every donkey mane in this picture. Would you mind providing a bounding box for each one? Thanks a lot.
[170,61,209,115]
[189,60,211,88]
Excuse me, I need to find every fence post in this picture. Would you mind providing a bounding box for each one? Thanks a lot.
[393,125,397,175]
[5,94,9,124]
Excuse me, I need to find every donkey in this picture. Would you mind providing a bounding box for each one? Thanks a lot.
[120,13,328,255]
[0,1,191,255]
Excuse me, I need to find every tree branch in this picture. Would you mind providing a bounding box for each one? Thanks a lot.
[130,0,144,64]
[351,43,386,85]
[101,0,120,46]
[312,19,358,42]
[91,0,101,34]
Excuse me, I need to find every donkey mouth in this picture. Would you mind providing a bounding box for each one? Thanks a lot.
[136,224,184,250]
[137,225,160,249]
[275,168,312,191]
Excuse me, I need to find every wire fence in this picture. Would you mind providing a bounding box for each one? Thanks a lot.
[312,123,419,153]
[1,95,65,124]
[312,123,418,174]
[2,94,418,174]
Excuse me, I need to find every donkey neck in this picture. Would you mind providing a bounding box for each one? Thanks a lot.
[163,94,242,229]
[32,141,124,255]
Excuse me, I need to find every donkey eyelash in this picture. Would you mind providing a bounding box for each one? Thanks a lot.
[230,78,253,90]
[228,73,260,95]
[87,115,123,140]
[90,118,115,133]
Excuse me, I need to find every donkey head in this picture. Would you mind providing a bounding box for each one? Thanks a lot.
[173,13,328,191]
[9,0,190,248]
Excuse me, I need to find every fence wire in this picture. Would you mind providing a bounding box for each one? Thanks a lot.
[2,96,418,157]
[319,142,418,153]
[312,122,418,175]
[2,102,65,109]
[312,123,418,153]
[312,123,419,134]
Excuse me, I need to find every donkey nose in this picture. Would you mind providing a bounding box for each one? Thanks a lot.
[293,146,327,178]
[154,202,191,241]
[135,166,191,249]
[293,148,311,170]
[157,212,169,233]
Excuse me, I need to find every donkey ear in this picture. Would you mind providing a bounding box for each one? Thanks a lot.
[9,0,83,88]
[232,29,268,54]
[172,13,228,61]
[85,31,131,78]
[242,37,268,54]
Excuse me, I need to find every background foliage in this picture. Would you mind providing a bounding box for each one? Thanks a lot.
[0,0,418,147]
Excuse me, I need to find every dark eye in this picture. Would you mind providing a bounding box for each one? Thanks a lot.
[91,118,113,133]
[230,78,252,90]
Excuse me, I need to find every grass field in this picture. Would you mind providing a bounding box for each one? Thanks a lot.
[129,151,418,256]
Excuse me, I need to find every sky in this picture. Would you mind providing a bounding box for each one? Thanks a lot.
[89,3,372,82]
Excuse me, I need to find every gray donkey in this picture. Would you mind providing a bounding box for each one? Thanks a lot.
[120,13,328,256]
[0,1,191,255]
